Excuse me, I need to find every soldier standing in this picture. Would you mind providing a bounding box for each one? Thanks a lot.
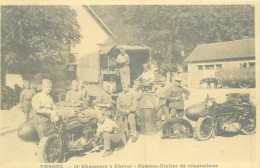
[167,77,190,118]
[20,80,35,120]
[117,84,138,142]
[65,80,82,103]
[116,48,130,87]
[130,80,143,119]
[94,82,114,118]
[140,63,155,92]
[78,80,89,102]
[154,77,170,128]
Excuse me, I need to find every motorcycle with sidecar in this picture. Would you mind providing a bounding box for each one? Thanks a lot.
[161,93,256,140]
[193,93,256,141]
[18,101,101,162]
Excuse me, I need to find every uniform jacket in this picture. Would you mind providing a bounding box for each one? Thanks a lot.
[95,90,113,105]
[65,90,82,102]
[32,92,56,111]
[167,85,190,109]
[117,91,136,114]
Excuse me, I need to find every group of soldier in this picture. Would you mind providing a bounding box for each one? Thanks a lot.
[17,72,190,158]
[17,49,190,158]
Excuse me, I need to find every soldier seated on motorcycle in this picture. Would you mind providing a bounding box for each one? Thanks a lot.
[53,80,88,117]
[31,79,57,139]
[96,112,127,158]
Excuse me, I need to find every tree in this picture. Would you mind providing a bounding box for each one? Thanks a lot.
[1,6,81,85]
[92,5,254,71]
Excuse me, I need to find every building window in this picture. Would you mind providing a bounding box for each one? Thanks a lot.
[241,63,248,68]
[204,65,214,70]
[197,65,203,70]
[239,61,255,68]
[215,64,222,69]
[249,62,255,67]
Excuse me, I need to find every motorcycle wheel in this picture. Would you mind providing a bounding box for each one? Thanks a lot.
[162,118,193,139]
[240,111,256,135]
[38,133,63,163]
[195,116,214,141]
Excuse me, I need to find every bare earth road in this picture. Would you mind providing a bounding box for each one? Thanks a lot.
[0,88,257,168]
[0,130,256,167]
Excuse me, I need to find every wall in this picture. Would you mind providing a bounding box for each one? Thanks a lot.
[187,59,255,88]
[70,6,111,82]
[5,74,23,89]
[71,6,110,60]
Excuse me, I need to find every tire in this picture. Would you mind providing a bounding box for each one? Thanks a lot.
[38,133,63,163]
[195,116,214,141]
[162,118,193,139]
[240,110,256,135]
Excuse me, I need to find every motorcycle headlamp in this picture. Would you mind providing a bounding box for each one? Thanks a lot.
[50,113,60,122]
[207,99,214,107]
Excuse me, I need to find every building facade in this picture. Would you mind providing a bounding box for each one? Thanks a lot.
[185,39,255,88]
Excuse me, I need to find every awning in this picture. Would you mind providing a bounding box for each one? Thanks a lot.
[99,43,116,55]
[115,45,151,51]
[100,44,151,56]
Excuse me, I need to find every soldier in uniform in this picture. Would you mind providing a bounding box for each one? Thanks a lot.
[117,84,138,142]
[94,82,114,118]
[31,79,56,138]
[167,77,190,118]
[154,77,170,129]
[65,80,82,103]
[130,80,143,118]
[78,80,89,102]
[96,113,127,157]
[116,48,130,87]
[140,63,155,92]
[20,80,35,120]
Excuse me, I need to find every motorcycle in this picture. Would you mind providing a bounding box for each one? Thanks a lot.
[18,102,101,162]
[192,93,256,141]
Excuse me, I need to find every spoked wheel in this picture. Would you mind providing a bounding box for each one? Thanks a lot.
[38,133,63,163]
[162,118,193,139]
[168,123,191,138]
[240,110,256,135]
[195,116,214,141]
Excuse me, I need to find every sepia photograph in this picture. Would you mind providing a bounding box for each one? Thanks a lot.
[0,2,259,168]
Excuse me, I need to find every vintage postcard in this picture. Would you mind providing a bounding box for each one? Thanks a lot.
[0,1,259,168]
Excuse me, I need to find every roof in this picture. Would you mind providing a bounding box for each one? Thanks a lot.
[84,6,116,39]
[185,39,255,62]
[115,45,151,51]
[99,44,151,55]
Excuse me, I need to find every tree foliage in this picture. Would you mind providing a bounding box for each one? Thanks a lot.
[1,6,81,78]
[92,5,254,71]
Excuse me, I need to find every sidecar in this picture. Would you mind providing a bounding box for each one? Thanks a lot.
[17,103,92,143]
[18,118,40,142]
[185,93,255,122]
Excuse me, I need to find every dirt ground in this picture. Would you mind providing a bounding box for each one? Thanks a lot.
[0,88,257,168]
